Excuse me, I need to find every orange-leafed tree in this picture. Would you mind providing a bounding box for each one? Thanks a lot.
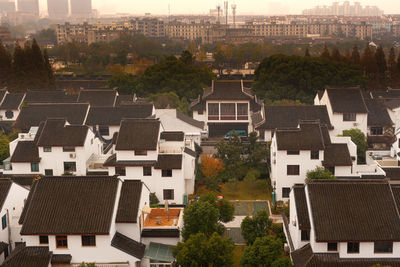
[200,155,225,179]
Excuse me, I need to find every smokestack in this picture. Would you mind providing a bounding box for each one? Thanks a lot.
[224,1,228,26]
[217,4,221,24]
[231,3,236,28]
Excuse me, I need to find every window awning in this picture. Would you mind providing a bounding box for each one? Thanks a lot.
[144,242,174,263]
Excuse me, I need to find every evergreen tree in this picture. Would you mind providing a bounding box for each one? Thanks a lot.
[351,44,360,65]
[375,45,387,76]
[331,47,341,62]
[43,49,56,89]
[304,47,311,57]
[320,45,330,60]
[0,42,12,88]
[360,44,377,76]
[343,49,351,64]
[11,43,26,92]
[388,47,397,83]
[30,39,48,89]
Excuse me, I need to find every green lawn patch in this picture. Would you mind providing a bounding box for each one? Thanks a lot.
[233,245,246,267]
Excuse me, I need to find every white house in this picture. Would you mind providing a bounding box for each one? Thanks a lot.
[316,87,368,136]
[0,179,29,264]
[285,179,400,266]
[0,92,25,121]
[5,118,103,176]
[105,119,196,205]
[190,80,262,137]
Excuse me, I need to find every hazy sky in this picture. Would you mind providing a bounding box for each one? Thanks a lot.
[38,0,399,15]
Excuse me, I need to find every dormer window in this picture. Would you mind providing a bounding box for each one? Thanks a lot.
[135,150,147,156]
[43,147,52,152]
[287,150,300,155]
[343,113,356,121]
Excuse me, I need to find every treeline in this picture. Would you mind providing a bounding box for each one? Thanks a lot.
[0,39,56,92]
[317,44,400,88]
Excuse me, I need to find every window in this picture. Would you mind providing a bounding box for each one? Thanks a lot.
[301,230,310,241]
[99,125,109,136]
[63,147,75,152]
[31,163,39,172]
[135,150,147,156]
[327,242,338,251]
[82,235,96,246]
[56,235,68,248]
[208,103,219,120]
[1,215,6,229]
[343,113,356,121]
[115,167,126,176]
[347,242,360,253]
[221,103,236,120]
[198,110,203,115]
[43,147,52,152]
[39,235,49,244]
[370,127,383,136]
[5,110,13,119]
[143,166,152,176]
[374,242,393,253]
[287,165,300,175]
[287,150,300,155]
[162,169,173,177]
[64,162,76,172]
[311,150,319,160]
[163,189,174,200]
[237,103,249,120]
[45,169,53,176]
[282,188,291,198]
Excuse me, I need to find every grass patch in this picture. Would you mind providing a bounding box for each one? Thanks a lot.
[220,179,272,201]
[233,246,245,267]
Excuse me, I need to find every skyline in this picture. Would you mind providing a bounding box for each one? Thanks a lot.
[33,0,400,16]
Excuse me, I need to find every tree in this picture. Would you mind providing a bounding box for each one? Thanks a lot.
[351,44,360,65]
[271,257,293,267]
[200,155,225,179]
[174,232,234,267]
[388,47,397,83]
[375,45,387,78]
[180,50,195,65]
[331,47,341,62]
[241,210,272,245]
[320,45,330,60]
[397,52,400,73]
[342,129,367,164]
[181,201,223,240]
[304,47,310,57]
[43,49,56,89]
[11,43,26,91]
[199,192,235,223]
[0,42,12,88]
[360,44,377,76]
[241,236,285,267]
[0,132,11,163]
[306,166,336,180]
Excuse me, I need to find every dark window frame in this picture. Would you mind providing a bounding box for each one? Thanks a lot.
[327,242,338,251]
[162,169,173,177]
[31,163,39,172]
[301,230,310,241]
[282,187,291,198]
[81,235,96,247]
[98,125,110,136]
[44,169,53,176]
[39,235,49,244]
[287,165,300,175]
[163,189,174,200]
[347,242,360,254]
[343,113,356,122]
[56,235,68,248]
[370,127,383,136]
[1,215,6,229]
[143,166,152,176]
[63,147,75,152]
[374,242,393,253]
[5,110,13,119]
[43,147,52,152]
[63,162,77,172]
[115,166,126,176]
[134,150,147,156]
[311,150,319,160]
[287,150,300,155]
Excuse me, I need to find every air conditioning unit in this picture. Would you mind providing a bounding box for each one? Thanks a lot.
[353,122,359,126]
[69,153,76,159]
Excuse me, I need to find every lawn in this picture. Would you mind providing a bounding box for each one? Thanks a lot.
[233,246,246,267]
[195,179,272,201]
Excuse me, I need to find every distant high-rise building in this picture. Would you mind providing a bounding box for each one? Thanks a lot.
[47,0,68,18]
[17,0,38,15]
[303,1,383,17]
[0,0,15,13]
[70,0,92,18]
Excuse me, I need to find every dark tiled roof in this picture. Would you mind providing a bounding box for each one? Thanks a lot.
[322,144,352,167]
[256,105,332,130]
[78,90,117,107]
[160,131,184,141]
[24,90,77,103]
[0,175,36,186]
[0,180,11,210]
[184,147,196,158]
[36,119,88,147]
[1,246,51,267]
[326,88,368,113]
[276,122,325,150]
[383,167,400,181]
[0,93,24,110]
[14,103,89,130]
[0,90,6,103]
[111,232,145,259]
[392,185,400,211]
[116,94,134,106]
[20,176,119,235]
[116,180,143,223]
[364,97,393,126]
[383,99,400,110]
[51,254,72,264]
[155,155,182,169]
[293,185,310,230]
[371,89,400,99]
[291,244,400,267]
[85,104,154,126]
[116,119,160,151]
[203,81,253,101]
[307,179,400,242]
[103,154,157,167]
[176,110,204,129]
[141,228,180,238]
[10,141,40,163]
